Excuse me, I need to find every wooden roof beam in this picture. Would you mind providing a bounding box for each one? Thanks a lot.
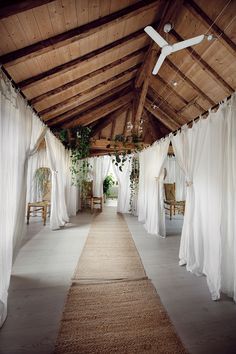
[39,64,139,119]
[171,29,234,94]
[47,82,132,126]
[30,46,147,106]
[63,92,133,129]
[17,27,148,90]
[145,98,179,131]
[0,0,159,67]
[90,105,130,138]
[184,0,236,57]
[0,0,54,19]
[165,58,216,106]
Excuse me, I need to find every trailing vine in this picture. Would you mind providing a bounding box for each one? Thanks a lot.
[58,126,92,185]
[129,155,139,214]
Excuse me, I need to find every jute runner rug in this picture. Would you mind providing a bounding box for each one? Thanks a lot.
[54,207,187,354]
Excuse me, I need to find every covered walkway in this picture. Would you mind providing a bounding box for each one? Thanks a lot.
[0,204,236,353]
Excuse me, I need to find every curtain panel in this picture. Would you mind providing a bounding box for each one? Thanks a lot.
[171,93,236,301]
[138,138,170,236]
[112,156,132,213]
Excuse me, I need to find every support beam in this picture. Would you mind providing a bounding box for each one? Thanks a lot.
[177,96,198,114]
[30,47,147,106]
[90,139,148,151]
[0,0,159,67]
[110,120,117,141]
[171,29,234,94]
[17,28,147,90]
[47,82,132,126]
[145,98,179,131]
[90,105,130,138]
[39,64,140,118]
[0,0,54,19]
[148,87,187,126]
[165,58,216,106]
[63,92,133,128]
[184,0,236,57]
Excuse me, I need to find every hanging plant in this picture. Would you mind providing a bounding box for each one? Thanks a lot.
[110,134,143,172]
[58,126,92,185]
[129,155,139,214]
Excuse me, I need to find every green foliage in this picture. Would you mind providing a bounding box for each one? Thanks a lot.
[58,126,92,186]
[103,174,115,197]
[129,156,139,213]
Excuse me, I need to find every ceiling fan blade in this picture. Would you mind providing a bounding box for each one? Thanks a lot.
[152,52,167,75]
[144,26,168,48]
[172,34,205,53]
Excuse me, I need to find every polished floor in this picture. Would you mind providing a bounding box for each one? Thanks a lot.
[0,202,236,354]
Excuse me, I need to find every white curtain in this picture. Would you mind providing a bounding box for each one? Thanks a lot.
[138,138,170,236]
[112,156,132,213]
[45,130,69,230]
[163,156,186,201]
[171,94,236,301]
[0,71,46,327]
[221,95,236,301]
[92,156,111,197]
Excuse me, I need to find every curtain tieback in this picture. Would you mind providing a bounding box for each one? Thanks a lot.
[186,181,193,187]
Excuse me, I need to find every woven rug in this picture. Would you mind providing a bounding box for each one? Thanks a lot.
[54,206,187,354]
[73,208,146,281]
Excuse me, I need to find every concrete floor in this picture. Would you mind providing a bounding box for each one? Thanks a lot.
[0,202,236,354]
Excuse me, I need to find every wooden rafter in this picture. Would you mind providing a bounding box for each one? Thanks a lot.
[0,0,159,67]
[151,75,204,113]
[47,82,132,126]
[62,92,133,128]
[148,87,188,125]
[165,58,216,106]
[171,29,234,94]
[0,0,54,19]
[30,46,147,106]
[17,27,147,90]
[145,98,180,131]
[39,64,140,118]
[184,0,236,57]
[90,105,130,138]
[177,96,198,114]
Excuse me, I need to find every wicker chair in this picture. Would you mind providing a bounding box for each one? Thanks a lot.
[164,183,185,220]
[27,181,51,226]
[81,180,102,212]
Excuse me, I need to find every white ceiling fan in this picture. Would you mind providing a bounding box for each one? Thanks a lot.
[144,25,213,75]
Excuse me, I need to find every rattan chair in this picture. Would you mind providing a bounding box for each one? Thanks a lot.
[164,183,185,220]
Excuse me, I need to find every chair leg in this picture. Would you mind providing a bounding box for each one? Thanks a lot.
[27,205,30,224]
[170,205,172,220]
[43,205,47,225]
[91,198,94,213]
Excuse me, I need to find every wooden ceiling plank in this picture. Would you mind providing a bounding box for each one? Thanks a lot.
[39,63,140,117]
[0,0,159,67]
[145,98,179,131]
[62,92,133,128]
[171,29,234,94]
[90,105,130,138]
[0,0,55,19]
[30,46,147,105]
[16,27,147,90]
[47,81,132,126]
[165,58,216,106]
[184,0,236,57]
[148,88,187,126]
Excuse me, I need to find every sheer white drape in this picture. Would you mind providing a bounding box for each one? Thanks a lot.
[221,95,236,301]
[0,72,46,326]
[138,138,170,236]
[92,156,111,197]
[45,130,69,230]
[112,156,132,213]
[171,94,236,301]
[163,156,186,201]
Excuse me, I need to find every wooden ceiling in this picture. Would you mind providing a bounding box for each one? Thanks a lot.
[0,0,235,154]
